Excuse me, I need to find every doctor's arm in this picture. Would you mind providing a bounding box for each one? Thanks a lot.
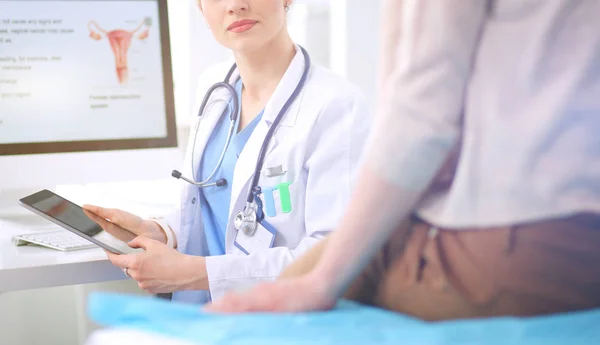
[203,91,372,301]
[206,0,489,312]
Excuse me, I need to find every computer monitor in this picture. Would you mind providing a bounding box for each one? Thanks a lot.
[0,0,181,215]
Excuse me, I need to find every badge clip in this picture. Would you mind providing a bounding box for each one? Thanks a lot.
[263,165,287,178]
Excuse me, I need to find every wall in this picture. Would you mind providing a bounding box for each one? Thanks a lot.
[330,0,381,108]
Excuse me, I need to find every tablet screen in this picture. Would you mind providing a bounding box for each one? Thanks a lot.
[21,190,140,253]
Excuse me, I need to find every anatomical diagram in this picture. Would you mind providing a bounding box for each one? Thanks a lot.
[88,18,151,84]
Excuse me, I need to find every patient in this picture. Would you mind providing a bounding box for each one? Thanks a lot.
[206,0,600,319]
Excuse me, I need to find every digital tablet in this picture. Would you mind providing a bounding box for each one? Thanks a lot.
[19,189,142,254]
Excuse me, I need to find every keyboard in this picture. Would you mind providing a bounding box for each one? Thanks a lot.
[12,230,97,251]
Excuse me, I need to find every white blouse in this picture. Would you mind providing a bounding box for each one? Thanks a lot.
[366,0,600,228]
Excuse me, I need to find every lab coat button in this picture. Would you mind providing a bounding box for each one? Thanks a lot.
[191,197,196,204]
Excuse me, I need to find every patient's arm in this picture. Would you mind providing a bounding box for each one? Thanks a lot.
[279,237,377,304]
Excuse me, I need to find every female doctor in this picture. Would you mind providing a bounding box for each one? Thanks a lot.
[83,0,370,304]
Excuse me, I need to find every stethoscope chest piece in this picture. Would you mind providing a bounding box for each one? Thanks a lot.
[234,202,258,236]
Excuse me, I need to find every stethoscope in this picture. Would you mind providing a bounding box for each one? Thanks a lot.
[172,46,311,237]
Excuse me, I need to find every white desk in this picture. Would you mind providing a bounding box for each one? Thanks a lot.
[0,216,126,292]
[0,180,179,293]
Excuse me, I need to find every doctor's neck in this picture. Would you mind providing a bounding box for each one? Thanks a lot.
[233,31,296,99]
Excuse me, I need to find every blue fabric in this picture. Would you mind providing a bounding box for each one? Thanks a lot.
[88,292,600,345]
[173,80,263,304]
[198,79,263,257]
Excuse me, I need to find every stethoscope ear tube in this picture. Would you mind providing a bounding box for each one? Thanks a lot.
[171,169,227,188]
[184,76,240,188]
[198,82,239,122]
[197,61,238,122]
[245,46,311,204]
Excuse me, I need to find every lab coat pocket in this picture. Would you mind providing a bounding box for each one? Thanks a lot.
[262,179,302,217]
[259,178,306,246]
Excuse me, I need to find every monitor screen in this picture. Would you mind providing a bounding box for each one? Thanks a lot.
[0,0,176,155]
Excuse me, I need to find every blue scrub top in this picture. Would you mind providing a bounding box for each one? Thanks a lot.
[198,80,264,256]
[172,80,263,304]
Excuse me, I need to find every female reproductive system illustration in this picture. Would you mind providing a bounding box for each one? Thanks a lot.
[88,18,151,84]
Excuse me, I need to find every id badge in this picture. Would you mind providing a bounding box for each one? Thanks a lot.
[234,223,276,255]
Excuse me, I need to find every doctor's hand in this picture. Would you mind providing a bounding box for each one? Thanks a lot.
[205,274,336,313]
[106,236,208,294]
[82,205,168,244]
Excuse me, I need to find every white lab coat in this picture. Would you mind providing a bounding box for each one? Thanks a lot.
[164,46,371,302]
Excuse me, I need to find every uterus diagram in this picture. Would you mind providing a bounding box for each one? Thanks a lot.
[88,18,151,84]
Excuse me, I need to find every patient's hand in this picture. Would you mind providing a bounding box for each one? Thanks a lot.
[203,238,334,313]
[205,274,336,313]
[82,205,167,244]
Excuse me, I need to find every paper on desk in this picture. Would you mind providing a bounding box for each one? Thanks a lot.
[88,292,600,345]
